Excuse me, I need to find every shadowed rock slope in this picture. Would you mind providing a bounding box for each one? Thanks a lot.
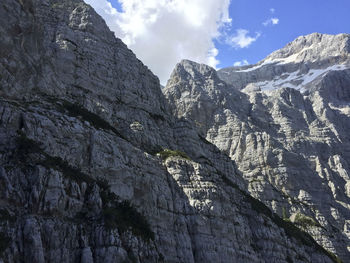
[0,0,341,262]
[164,34,350,262]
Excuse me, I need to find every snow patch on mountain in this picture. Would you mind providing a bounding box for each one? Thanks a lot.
[234,60,276,72]
[249,64,349,93]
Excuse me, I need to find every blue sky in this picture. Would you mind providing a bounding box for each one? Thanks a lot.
[108,0,121,11]
[88,0,350,83]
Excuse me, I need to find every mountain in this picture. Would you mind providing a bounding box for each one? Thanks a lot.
[0,0,341,262]
[218,33,350,96]
[164,34,350,261]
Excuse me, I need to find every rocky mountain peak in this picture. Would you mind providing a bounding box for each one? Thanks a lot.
[166,59,236,104]
[167,59,218,86]
[164,59,247,130]
[217,33,350,95]
[263,33,350,65]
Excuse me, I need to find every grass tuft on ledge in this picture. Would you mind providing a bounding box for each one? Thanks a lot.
[157,149,190,161]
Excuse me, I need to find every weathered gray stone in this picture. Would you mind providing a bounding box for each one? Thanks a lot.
[0,0,340,262]
[165,34,350,262]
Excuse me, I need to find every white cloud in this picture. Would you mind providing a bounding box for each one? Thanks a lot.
[263,17,279,26]
[84,0,232,85]
[226,29,261,49]
[233,59,249,66]
[271,18,279,25]
[270,8,275,14]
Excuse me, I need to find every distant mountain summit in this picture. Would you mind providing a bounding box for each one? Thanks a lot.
[218,33,350,96]
[264,33,350,65]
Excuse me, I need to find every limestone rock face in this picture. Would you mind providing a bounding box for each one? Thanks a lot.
[164,34,350,262]
[0,0,337,263]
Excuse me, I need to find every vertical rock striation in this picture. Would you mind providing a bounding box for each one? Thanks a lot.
[164,34,350,262]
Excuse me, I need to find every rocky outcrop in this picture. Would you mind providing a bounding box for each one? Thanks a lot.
[164,35,350,262]
[0,0,339,262]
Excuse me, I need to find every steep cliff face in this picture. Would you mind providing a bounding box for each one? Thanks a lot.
[0,0,339,262]
[164,34,350,261]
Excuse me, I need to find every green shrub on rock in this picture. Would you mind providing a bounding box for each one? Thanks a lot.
[293,212,320,228]
[157,149,190,161]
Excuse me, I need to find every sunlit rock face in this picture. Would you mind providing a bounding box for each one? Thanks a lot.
[0,0,338,262]
[164,33,350,261]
